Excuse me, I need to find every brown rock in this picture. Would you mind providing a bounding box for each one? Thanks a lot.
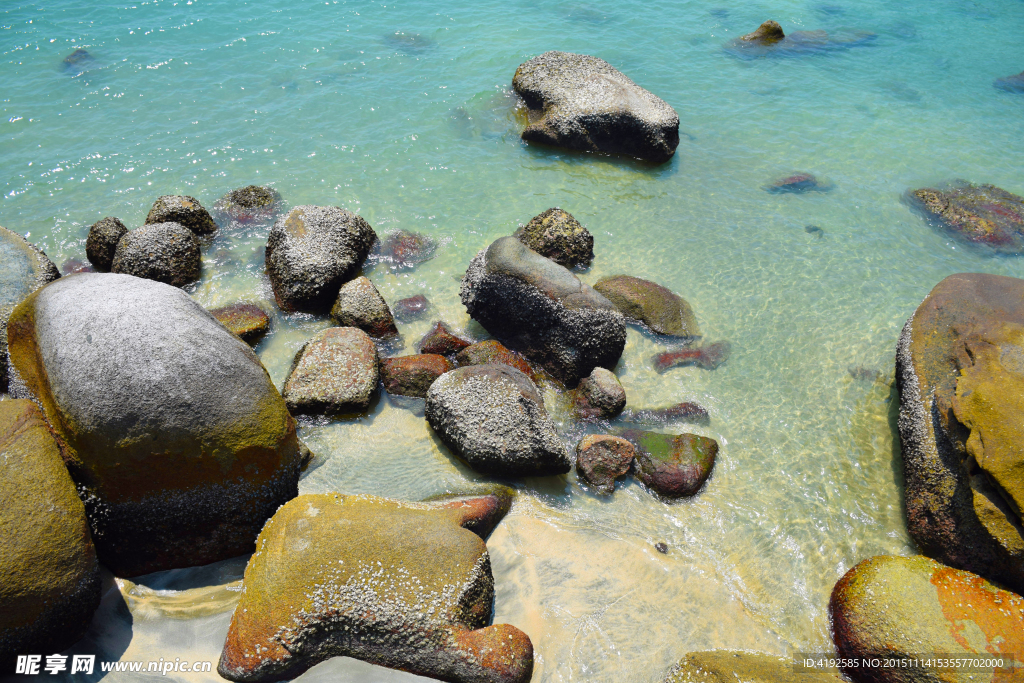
[330,276,398,339]
[393,294,430,321]
[418,321,472,356]
[456,340,537,380]
[380,354,453,398]
[740,20,785,44]
[283,327,379,415]
[210,302,271,344]
[621,429,717,498]
[594,274,700,337]
[576,435,634,495]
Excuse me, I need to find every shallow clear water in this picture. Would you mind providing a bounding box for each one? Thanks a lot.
[3,0,1024,680]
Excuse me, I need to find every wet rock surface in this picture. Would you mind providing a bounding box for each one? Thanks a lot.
[765,173,832,194]
[896,273,1024,592]
[6,273,302,577]
[594,274,700,337]
[283,327,379,415]
[513,51,680,163]
[575,367,626,419]
[218,490,533,683]
[265,205,378,312]
[393,294,430,321]
[426,364,571,476]
[330,276,398,338]
[145,194,218,235]
[909,183,1024,253]
[653,341,732,372]
[380,354,453,398]
[370,229,438,270]
[460,236,626,384]
[85,216,128,271]
[111,221,201,287]
[621,429,717,498]
[209,302,271,344]
[0,400,102,666]
[622,402,710,426]
[664,651,845,683]
[576,434,634,495]
[994,71,1024,93]
[513,208,594,269]
[418,321,473,356]
[726,20,876,58]
[456,339,536,380]
[830,555,1024,683]
[213,185,282,224]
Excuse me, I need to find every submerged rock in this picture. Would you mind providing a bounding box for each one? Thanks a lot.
[576,434,634,495]
[330,276,398,339]
[994,71,1024,93]
[575,367,626,419]
[621,402,710,426]
[6,273,303,577]
[418,321,473,356]
[426,364,570,476]
[727,21,876,58]
[830,555,1023,682]
[145,194,218,235]
[513,51,680,163]
[456,339,537,380]
[664,651,845,683]
[513,208,594,269]
[594,274,700,337]
[265,205,378,312]
[653,341,732,372]
[805,224,825,238]
[909,183,1024,254]
[209,302,271,344]
[283,327,379,415]
[60,258,93,275]
[111,221,201,287]
[765,173,832,194]
[0,400,102,665]
[372,229,438,270]
[393,294,430,321]
[218,490,532,683]
[383,31,435,53]
[739,20,786,45]
[460,236,626,384]
[61,48,95,74]
[620,429,717,498]
[896,273,1024,591]
[86,216,128,271]
[380,354,453,398]
[213,185,282,223]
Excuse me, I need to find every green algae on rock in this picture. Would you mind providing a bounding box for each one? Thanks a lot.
[0,400,102,668]
[594,274,700,337]
[145,194,218,235]
[513,208,594,269]
[381,353,453,398]
[830,555,1024,683]
[455,339,536,380]
[210,302,271,344]
[664,651,845,683]
[111,221,201,288]
[283,326,379,415]
[330,275,399,339]
[217,491,533,683]
[909,183,1024,254]
[896,273,1024,592]
[620,429,717,498]
[6,273,303,577]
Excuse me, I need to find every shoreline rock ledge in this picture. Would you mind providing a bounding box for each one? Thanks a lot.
[7,273,304,577]
[512,51,680,163]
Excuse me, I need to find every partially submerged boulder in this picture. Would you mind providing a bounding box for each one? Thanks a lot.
[653,341,732,372]
[380,354,453,398]
[726,20,876,57]
[85,216,128,271]
[265,205,377,312]
[908,183,1024,254]
[460,236,626,384]
[830,555,1023,682]
[513,208,594,269]
[210,302,271,344]
[664,651,845,683]
[371,229,438,270]
[576,435,634,495]
[512,51,680,163]
[418,321,473,356]
[594,274,700,337]
[426,364,570,476]
[896,273,1024,592]
[282,327,379,415]
[456,339,537,380]
[0,400,102,666]
[620,429,717,498]
[145,194,217,235]
[622,402,710,426]
[218,490,533,683]
[6,273,303,577]
[214,185,281,223]
[329,276,398,339]
[393,294,430,321]
[575,367,626,419]
[111,221,201,287]
[994,71,1024,93]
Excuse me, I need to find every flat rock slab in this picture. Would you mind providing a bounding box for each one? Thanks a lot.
[830,555,1024,683]
[594,274,700,337]
[896,272,1024,592]
[620,429,717,498]
[145,194,217,235]
[218,491,533,683]
[909,183,1024,254]
[513,51,679,163]
[380,354,453,398]
[0,399,101,665]
[664,651,845,683]
[330,276,398,338]
[419,321,473,356]
[576,434,634,495]
[513,208,593,269]
[7,273,302,577]
[283,327,379,415]
[426,364,571,476]
[210,303,271,344]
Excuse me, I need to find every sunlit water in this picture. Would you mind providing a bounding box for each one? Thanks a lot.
[3,0,1024,680]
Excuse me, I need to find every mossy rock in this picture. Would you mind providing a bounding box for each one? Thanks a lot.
[619,429,717,498]
[210,302,271,344]
[513,208,594,269]
[593,274,700,337]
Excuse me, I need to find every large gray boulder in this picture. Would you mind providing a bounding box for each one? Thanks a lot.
[460,236,625,384]
[265,205,378,312]
[6,273,303,577]
[111,221,201,287]
[512,51,680,163]
[426,364,570,476]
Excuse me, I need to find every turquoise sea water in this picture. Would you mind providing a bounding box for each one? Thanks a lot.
[3,0,1024,680]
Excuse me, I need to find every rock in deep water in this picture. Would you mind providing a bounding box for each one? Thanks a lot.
[330,276,398,339]
[726,20,876,58]
[393,294,430,321]
[909,183,1024,254]
[145,194,217,235]
[512,51,680,163]
[209,302,271,344]
[994,71,1024,93]
[418,321,473,356]
[594,274,701,337]
[620,429,717,498]
[111,221,201,288]
[896,273,1024,592]
[283,327,379,415]
[6,273,303,577]
[426,364,571,476]
[213,185,282,224]
[456,339,537,380]
[575,366,626,420]
[371,229,438,270]
[265,205,378,312]
[460,236,626,384]
[830,555,1024,683]
[513,208,594,269]
[218,490,533,683]
[85,217,128,271]
[0,400,102,667]
[380,354,453,399]
[663,651,845,683]
[576,434,635,495]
